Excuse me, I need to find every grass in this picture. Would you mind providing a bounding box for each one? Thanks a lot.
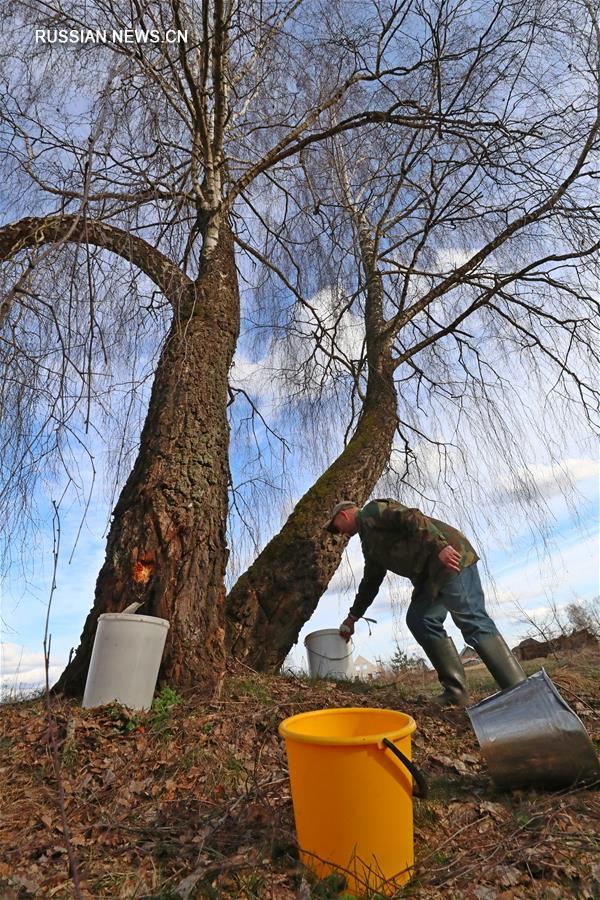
[227,675,273,702]
[0,652,598,898]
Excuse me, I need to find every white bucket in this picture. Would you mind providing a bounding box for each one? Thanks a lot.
[82,612,170,711]
[304,629,353,680]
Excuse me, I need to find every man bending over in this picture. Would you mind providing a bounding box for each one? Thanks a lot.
[326,498,526,706]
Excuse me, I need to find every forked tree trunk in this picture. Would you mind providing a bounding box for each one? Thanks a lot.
[225,358,398,671]
[54,228,240,696]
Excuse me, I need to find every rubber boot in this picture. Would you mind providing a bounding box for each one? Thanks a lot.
[421,637,469,707]
[473,633,527,690]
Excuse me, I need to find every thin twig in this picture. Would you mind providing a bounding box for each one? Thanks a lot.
[552,682,599,719]
[43,500,84,900]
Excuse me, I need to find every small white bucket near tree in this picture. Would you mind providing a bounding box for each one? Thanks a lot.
[82,603,169,710]
[304,629,354,679]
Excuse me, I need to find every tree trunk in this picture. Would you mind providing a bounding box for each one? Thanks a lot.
[53,227,240,697]
[225,357,398,672]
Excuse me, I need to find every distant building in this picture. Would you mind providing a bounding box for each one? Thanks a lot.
[513,629,599,661]
[352,655,381,679]
[460,646,481,667]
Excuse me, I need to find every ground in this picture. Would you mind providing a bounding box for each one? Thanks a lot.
[0,654,599,899]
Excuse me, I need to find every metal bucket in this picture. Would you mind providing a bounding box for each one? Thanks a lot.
[304,629,354,679]
[467,669,599,790]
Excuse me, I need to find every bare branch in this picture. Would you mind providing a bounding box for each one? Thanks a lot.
[0,215,191,303]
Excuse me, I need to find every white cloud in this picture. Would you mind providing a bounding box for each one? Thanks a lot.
[0,642,65,691]
[495,457,599,501]
[231,285,366,412]
[230,351,280,407]
[493,529,598,591]
[484,531,599,644]
[435,248,474,272]
[512,602,569,619]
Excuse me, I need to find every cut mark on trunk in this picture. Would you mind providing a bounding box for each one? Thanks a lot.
[132,560,155,584]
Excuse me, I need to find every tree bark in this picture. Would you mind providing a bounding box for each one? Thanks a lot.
[225,354,398,672]
[225,199,400,672]
[53,226,240,696]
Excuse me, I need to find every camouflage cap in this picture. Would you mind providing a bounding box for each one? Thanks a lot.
[325,500,357,533]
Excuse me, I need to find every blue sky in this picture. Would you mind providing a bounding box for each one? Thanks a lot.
[226,280,600,673]
[283,461,599,672]
[2,2,598,696]
[1,268,598,693]
[1,431,597,693]
[3,277,597,692]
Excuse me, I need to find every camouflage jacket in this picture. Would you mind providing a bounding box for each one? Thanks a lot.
[349,499,479,619]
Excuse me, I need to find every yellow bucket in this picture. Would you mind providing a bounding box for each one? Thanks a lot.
[279,707,425,895]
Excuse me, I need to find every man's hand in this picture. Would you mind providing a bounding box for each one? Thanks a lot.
[438,545,461,572]
[339,615,357,642]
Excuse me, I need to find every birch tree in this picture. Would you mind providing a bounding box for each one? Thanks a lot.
[225,0,600,670]
[1,0,444,693]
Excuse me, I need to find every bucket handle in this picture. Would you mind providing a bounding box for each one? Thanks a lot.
[382,737,428,799]
[303,648,354,662]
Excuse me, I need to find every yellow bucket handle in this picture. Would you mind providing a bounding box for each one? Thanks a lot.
[382,737,428,799]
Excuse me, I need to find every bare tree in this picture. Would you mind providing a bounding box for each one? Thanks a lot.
[1,0,448,692]
[225,0,600,670]
[566,598,600,637]
[513,596,600,657]
[226,133,401,665]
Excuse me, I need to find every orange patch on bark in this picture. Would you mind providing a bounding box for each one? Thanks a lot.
[132,560,154,584]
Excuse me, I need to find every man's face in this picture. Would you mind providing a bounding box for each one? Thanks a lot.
[333,507,358,536]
